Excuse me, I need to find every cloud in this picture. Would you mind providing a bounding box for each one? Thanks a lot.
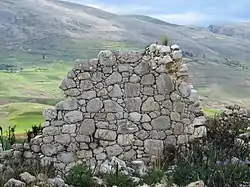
[63,0,250,25]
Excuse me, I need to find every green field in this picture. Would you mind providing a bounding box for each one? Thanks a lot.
[0,62,71,134]
[0,41,240,135]
[0,41,143,134]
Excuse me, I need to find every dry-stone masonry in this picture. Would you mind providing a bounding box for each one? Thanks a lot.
[1,43,208,174]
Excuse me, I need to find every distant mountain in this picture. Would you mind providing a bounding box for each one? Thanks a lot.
[1,0,250,103]
[207,22,250,40]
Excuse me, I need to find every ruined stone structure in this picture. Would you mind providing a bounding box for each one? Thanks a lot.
[37,43,206,172]
[0,43,207,174]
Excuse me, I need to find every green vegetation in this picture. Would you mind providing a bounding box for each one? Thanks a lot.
[0,62,70,134]
[0,40,142,134]
[66,164,96,187]
[162,35,169,46]
[203,108,222,116]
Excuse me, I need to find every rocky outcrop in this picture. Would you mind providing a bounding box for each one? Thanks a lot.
[0,43,207,174]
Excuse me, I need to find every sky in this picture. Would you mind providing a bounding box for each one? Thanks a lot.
[65,0,249,26]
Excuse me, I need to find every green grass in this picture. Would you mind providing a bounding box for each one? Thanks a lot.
[0,62,71,133]
[0,102,51,134]
[203,108,222,116]
[0,39,141,134]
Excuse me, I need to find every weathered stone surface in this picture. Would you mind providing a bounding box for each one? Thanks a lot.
[151,116,171,130]
[41,144,58,156]
[77,150,93,159]
[125,83,140,97]
[98,50,116,66]
[106,72,122,85]
[80,80,93,91]
[129,112,141,122]
[86,98,103,112]
[104,100,123,112]
[144,139,164,155]
[55,134,71,144]
[117,120,139,134]
[3,178,26,187]
[92,72,104,82]
[142,97,160,111]
[79,119,96,135]
[130,74,140,83]
[177,135,188,144]
[57,152,76,163]
[118,64,133,72]
[95,129,117,141]
[74,59,98,71]
[43,108,57,121]
[134,61,150,75]
[62,124,76,134]
[106,145,123,156]
[59,78,76,90]
[109,84,123,98]
[185,181,206,187]
[165,135,176,145]
[64,88,81,97]
[77,72,91,80]
[56,97,78,111]
[172,50,182,59]
[19,172,36,184]
[117,134,134,146]
[135,130,149,140]
[193,126,207,138]
[173,123,184,135]
[156,73,174,94]
[64,111,83,123]
[81,91,97,99]
[178,82,191,97]
[173,101,185,113]
[141,74,155,85]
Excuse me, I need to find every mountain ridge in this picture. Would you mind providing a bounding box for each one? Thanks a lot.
[1,0,250,103]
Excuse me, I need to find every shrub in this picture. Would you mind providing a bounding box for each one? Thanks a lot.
[171,148,250,187]
[166,108,250,187]
[0,157,56,186]
[168,131,249,186]
[142,169,165,186]
[103,172,137,187]
[66,164,96,187]
[26,123,44,143]
[0,125,20,150]
[204,105,249,148]
[162,35,169,46]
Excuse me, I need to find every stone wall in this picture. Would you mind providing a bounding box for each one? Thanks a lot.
[1,43,207,174]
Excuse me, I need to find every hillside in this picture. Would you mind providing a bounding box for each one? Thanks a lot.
[1,0,250,131]
[1,0,250,63]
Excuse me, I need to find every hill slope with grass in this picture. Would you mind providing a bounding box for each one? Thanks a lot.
[1,0,250,133]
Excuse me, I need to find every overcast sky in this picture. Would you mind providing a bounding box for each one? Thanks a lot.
[64,0,249,26]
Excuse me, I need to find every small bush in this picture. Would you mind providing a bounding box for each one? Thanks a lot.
[66,164,95,187]
[204,106,249,148]
[104,172,137,187]
[168,136,249,186]
[0,157,56,186]
[171,153,250,187]
[26,123,44,143]
[167,109,250,187]
[162,35,169,46]
[142,169,165,186]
